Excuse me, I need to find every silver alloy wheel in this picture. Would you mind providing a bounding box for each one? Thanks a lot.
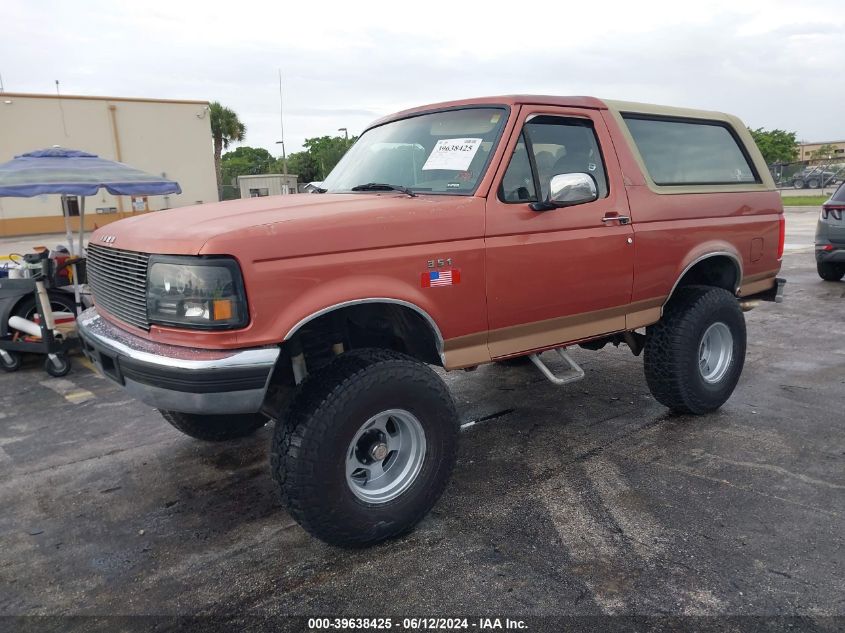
[345,408,427,504]
[698,321,733,384]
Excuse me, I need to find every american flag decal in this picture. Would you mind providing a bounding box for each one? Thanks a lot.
[421,269,461,288]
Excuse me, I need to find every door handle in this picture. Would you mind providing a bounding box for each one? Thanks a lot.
[602,213,631,225]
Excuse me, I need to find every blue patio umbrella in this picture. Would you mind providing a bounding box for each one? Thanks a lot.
[0,147,181,314]
[0,147,181,197]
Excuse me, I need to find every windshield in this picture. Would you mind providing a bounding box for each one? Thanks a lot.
[321,107,508,195]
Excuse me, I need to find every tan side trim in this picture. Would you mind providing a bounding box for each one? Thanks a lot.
[487,305,628,359]
[626,301,663,330]
[442,332,490,370]
[738,269,779,297]
[739,276,778,297]
[442,297,668,369]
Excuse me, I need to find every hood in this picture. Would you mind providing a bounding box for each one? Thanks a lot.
[90,193,484,259]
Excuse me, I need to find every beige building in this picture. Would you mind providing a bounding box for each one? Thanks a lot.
[0,92,218,236]
[238,173,299,198]
[797,140,845,162]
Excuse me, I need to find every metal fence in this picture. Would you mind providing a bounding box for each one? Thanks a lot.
[769,159,845,192]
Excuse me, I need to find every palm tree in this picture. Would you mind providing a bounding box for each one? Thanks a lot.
[210,102,246,200]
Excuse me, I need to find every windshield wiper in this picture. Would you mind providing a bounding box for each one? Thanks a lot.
[350,182,417,197]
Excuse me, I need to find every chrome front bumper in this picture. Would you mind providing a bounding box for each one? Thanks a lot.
[77,307,280,415]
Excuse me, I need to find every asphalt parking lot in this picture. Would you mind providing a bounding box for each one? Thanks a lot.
[1,208,843,628]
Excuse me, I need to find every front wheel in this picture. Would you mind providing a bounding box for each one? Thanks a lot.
[793,178,805,189]
[817,261,845,281]
[271,349,459,547]
[644,286,746,415]
[158,410,268,441]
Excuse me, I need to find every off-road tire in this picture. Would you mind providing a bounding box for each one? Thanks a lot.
[271,348,459,547]
[793,178,805,189]
[158,410,268,441]
[644,286,746,415]
[817,261,845,281]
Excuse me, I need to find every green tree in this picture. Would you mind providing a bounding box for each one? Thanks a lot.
[210,102,247,199]
[748,128,798,165]
[304,135,357,179]
[219,146,278,200]
[286,150,320,183]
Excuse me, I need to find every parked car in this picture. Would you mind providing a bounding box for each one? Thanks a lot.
[78,96,785,546]
[816,182,845,281]
[791,166,837,189]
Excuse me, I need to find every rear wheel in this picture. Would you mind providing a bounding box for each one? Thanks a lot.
[271,348,459,547]
[158,410,268,441]
[808,178,820,189]
[644,286,746,415]
[817,261,845,281]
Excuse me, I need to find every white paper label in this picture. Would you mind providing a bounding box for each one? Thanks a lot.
[421,138,483,171]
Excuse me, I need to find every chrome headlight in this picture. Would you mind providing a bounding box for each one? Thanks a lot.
[147,256,248,329]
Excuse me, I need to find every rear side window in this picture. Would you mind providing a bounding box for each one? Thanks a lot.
[623,115,759,186]
[831,183,845,203]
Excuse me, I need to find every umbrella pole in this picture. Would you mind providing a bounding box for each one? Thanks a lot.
[79,197,86,256]
[69,197,86,316]
[61,194,75,257]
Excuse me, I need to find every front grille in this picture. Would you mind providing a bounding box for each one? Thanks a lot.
[86,245,150,330]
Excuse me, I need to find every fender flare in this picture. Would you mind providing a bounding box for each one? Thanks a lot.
[282,297,446,363]
[663,250,743,308]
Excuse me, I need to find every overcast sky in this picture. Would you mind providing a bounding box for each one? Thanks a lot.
[3,0,844,155]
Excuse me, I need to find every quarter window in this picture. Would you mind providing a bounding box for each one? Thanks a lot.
[623,115,758,186]
[499,134,536,202]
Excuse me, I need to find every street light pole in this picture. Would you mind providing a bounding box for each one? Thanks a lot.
[338,127,348,142]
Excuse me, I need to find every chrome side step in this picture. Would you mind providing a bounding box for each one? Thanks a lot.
[529,348,585,386]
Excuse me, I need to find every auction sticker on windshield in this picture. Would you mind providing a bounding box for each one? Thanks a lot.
[422,138,482,171]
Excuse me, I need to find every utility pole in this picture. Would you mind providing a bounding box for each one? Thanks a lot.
[338,127,348,142]
[277,69,288,177]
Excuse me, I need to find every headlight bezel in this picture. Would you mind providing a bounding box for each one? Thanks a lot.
[146,255,249,331]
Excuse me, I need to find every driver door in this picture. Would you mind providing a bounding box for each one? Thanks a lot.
[484,106,634,358]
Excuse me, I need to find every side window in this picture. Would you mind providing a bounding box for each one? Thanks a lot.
[498,116,609,203]
[524,116,609,201]
[622,115,759,185]
[499,134,537,202]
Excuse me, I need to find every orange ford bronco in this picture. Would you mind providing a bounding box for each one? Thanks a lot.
[78,96,785,545]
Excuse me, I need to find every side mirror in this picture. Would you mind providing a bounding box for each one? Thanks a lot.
[530,172,598,212]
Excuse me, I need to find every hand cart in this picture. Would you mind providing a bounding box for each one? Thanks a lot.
[0,251,85,376]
